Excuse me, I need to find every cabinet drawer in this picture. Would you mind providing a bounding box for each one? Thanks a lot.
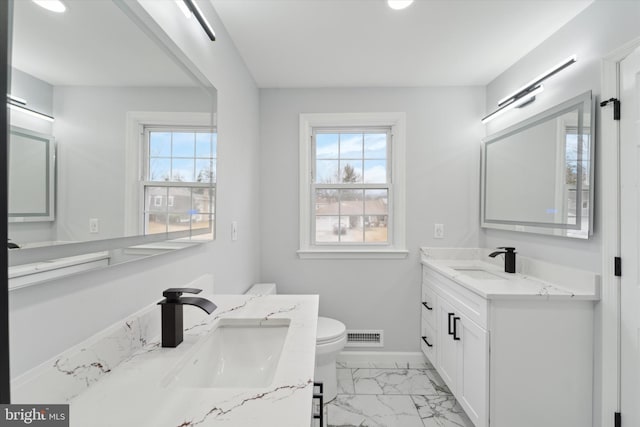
[421,283,437,329]
[423,266,488,329]
[420,319,436,366]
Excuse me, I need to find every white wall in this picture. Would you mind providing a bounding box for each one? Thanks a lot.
[481,0,640,272]
[259,87,484,352]
[8,1,261,377]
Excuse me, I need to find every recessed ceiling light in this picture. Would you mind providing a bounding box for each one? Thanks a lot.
[388,0,414,10]
[32,0,66,13]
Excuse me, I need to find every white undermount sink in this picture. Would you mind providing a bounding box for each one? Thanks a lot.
[452,267,504,280]
[165,318,290,388]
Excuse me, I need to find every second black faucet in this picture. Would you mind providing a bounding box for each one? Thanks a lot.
[488,247,516,273]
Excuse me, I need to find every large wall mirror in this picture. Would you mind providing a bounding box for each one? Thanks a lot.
[481,91,594,239]
[7,0,217,289]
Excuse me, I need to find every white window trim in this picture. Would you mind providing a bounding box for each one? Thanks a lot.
[298,112,408,259]
[124,111,214,236]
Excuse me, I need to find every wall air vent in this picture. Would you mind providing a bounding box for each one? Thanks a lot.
[346,330,384,348]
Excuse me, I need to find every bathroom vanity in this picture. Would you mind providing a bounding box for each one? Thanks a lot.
[11,294,319,426]
[420,248,600,427]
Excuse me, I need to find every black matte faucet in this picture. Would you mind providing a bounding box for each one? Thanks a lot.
[7,239,19,249]
[488,247,516,273]
[158,288,217,348]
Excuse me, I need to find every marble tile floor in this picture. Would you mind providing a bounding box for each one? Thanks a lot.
[320,360,474,427]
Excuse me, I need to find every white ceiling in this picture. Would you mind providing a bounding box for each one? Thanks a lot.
[11,0,194,87]
[211,0,593,88]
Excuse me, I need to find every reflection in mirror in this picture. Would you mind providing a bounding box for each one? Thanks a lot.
[8,0,217,288]
[481,91,593,239]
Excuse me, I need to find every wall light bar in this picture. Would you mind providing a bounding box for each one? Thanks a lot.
[481,85,544,124]
[182,0,216,41]
[7,99,55,123]
[482,55,577,124]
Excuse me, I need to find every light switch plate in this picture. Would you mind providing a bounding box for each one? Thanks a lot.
[434,223,444,239]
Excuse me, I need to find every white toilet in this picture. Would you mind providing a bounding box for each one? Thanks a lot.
[245,283,347,402]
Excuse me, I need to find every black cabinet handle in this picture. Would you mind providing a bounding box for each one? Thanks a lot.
[421,336,433,347]
[448,313,454,335]
[422,301,433,310]
[313,382,323,425]
[453,316,461,341]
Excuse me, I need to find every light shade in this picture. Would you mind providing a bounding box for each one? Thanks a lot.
[388,0,414,10]
[32,0,66,13]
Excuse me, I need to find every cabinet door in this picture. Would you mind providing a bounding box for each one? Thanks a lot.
[457,314,489,427]
[436,297,458,393]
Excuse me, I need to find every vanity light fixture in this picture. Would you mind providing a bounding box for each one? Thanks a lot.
[481,84,544,124]
[6,95,55,123]
[181,0,216,41]
[482,55,577,124]
[32,0,66,13]
[388,0,414,10]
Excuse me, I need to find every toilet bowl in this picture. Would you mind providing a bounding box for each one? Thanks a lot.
[315,316,347,401]
[245,284,347,402]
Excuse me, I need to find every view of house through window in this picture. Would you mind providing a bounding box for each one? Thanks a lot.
[143,127,216,236]
[313,129,390,244]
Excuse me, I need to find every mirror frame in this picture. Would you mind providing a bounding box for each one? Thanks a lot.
[7,0,217,281]
[480,90,595,239]
[1,0,10,404]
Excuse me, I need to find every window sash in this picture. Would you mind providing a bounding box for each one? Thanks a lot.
[310,127,392,246]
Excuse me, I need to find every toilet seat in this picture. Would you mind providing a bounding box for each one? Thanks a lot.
[317,316,346,345]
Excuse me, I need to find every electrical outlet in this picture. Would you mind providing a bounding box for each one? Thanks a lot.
[434,223,444,239]
[231,221,238,241]
[89,218,99,234]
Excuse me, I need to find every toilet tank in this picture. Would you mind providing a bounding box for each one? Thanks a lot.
[244,283,277,295]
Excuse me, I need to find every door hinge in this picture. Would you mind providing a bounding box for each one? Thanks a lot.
[600,98,620,120]
[615,257,622,277]
[615,411,621,427]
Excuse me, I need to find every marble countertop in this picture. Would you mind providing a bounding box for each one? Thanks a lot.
[68,294,319,427]
[421,247,600,301]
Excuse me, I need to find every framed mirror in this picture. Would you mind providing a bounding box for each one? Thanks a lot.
[7,0,217,288]
[480,91,594,239]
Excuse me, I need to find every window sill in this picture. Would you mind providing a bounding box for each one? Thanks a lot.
[297,249,409,260]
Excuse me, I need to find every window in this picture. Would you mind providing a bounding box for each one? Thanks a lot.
[299,113,407,259]
[142,127,216,236]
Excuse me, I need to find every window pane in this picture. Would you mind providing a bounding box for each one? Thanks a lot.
[365,215,388,242]
[149,158,170,181]
[363,160,387,184]
[339,215,364,243]
[196,159,214,183]
[168,187,191,213]
[196,132,213,157]
[193,187,214,214]
[172,159,195,182]
[339,189,364,243]
[316,133,339,159]
[172,132,195,157]
[145,187,167,212]
[192,213,213,231]
[340,133,363,159]
[316,160,339,183]
[149,132,171,157]
[364,133,387,158]
[315,215,339,243]
[365,189,388,242]
[315,189,339,215]
[340,161,363,183]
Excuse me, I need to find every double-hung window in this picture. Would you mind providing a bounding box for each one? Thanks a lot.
[299,113,407,258]
[142,126,216,237]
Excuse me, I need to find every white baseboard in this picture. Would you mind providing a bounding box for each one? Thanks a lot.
[337,351,427,366]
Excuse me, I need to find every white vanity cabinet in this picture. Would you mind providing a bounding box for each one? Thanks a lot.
[420,262,595,427]
[423,267,489,427]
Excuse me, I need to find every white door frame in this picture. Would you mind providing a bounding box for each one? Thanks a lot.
[601,36,640,427]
